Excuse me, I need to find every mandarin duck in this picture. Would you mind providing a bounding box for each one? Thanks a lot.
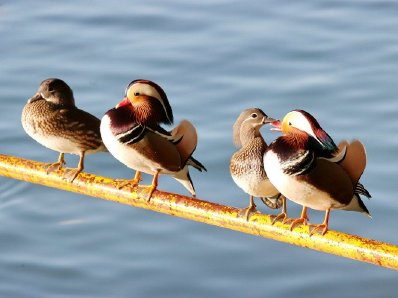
[21,78,107,182]
[263,109,371,235]
[100,79,206,201]
[230,108,284,220]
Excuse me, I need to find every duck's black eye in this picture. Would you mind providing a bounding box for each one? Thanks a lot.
[134,92,140,96]
[288,121,292,126]
[251,113,257,118]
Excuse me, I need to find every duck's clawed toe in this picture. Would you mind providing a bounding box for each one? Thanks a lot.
[114,171,142,189]
[45,162,64,174]
[239,204,260,221]
[308,209,330,236]
[45,153,66,174]
[114,179,140,189]
[286,206,309,231]
[309,223,329,236]
[289,217,309,231]
[63,168,82,183]
[271,212,289,225]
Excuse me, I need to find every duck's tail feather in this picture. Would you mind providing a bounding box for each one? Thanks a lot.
[174,167,196,196]
[355,182,372,199]
[187,156,207,172]
[341,194,371,218]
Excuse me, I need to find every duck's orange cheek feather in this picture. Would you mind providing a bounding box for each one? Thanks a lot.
[133,101,165,126]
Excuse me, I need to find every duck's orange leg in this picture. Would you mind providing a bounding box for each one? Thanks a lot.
[309,208,330,236]
[271,195,289,224]
[115,171,141,189]
[146,170,160,202]
[45,152,66,174]
[240,196,259,221]
[289,206,309,231]
[64,151,85,182]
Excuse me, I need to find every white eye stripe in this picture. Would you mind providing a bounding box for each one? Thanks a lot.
[287,112,313,134]
[287,111,323,144]
[130,83,163,102]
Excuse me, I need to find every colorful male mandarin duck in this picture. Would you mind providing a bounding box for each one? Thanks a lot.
[230,108,284,220]
[263,109,371,235]
[21,78,107,182]
[100,79,206,201]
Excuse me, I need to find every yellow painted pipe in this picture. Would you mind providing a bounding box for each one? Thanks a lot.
[0,153,397,270]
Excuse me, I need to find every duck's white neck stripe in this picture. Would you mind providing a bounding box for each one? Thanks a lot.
[116,125,142,139]
[280,150,314,176]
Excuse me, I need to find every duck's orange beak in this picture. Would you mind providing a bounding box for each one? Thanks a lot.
[115,97,130,109]
[270,120,282,132]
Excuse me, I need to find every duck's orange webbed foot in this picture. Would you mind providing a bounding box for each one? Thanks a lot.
[63,168,83,183]
[63,152,85,183]
[309,223,328,236]
[309,209,331,236]
[271,212,289,225]
[288,206,309,231]
[115,171,141,189]
[45,153,65,174]
[239,196,260,221]
[271,195,290,225]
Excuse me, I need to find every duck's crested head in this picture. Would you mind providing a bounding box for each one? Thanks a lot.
[28,78,75,107]
[233,107,275,147]
[273,109,338,153]
[115,79,173,126]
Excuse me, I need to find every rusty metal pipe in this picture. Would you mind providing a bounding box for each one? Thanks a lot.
[0,153,397,270]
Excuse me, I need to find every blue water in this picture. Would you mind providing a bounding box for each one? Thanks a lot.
[1,0,397,297]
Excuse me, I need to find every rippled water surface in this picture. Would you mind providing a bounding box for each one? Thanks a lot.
[1,1,398,297]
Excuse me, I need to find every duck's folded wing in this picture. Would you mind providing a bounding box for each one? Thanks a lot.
[58,108,104,149]
[337,139,367,185]
[298,159,354,206]
[170,120,198,166]
[142,130,183,172]
[150,121,203,170]
[58,108,101,133]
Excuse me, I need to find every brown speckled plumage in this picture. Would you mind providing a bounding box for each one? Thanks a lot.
[22,98,104,152]
[230,108,282,220]
[21,78,106,182]
[230,137,267,181]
